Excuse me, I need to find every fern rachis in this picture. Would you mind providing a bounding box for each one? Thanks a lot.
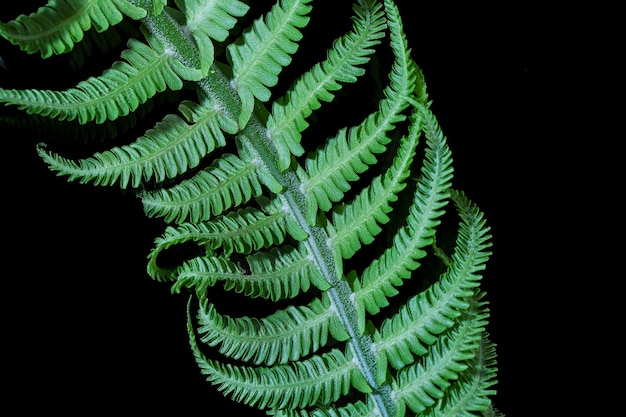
[1,1,503,416]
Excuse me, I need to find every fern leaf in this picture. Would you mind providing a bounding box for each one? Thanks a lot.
[224,243,330,300]
[147,202,290,280]
[145,194,310,283]
[172,255,243,294]
[171,243,330,300]
[352,104,454,331]
[299,1,418,225]
[139,152,263,223]
[421,335,499,417]
[196,294,344,366]
[174,0,249,74]
[1,108,133,145]
[373,190,493,375]
[298,116,388,226]
[188,301,363,412]
[0,0,146,58]
[0,88,180,146]
[36,96,232,188]
[266,0,386,170]
[194,347,355,410]
[228,0,313,128]
[54,18,139,74]
[328,107,422,260]
[392,298,490,415]
[0,35,202,124]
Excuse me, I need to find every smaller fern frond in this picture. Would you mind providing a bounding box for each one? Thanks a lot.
[196,294,343,366]
[224,243,330,300]
[266,0,386,170]
[352,104,453,330]
[195,348,356,410]
[392,298,490,416]
[228,0,313,128]
[146,196,305,282]
[0,33,202,124]
[373,190,493,376]
[148,204,286,266]
[36,96,233,188]
[175,0,249,74]
[328,107,422,260]
[171,243,329,299]
[0,0,147,58]
[298,113,392,226]
[422,333,499,417]
[172,255,243,294]
[139,152,263,223]
[298,0,420,225]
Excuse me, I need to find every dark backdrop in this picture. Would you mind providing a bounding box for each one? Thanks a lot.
[1,1,550,415]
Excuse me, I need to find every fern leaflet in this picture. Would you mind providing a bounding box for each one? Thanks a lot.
[0,0,146,58]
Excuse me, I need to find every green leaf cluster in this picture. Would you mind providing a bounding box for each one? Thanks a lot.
[1,1,503,416]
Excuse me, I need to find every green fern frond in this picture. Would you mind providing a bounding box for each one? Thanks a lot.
[0,89,179,145]
[266,0,386,170]
[152,0,168,15]
[196,294,345,366]
[298,0,418,225]
[175,0,249,74]
[0,0,146,58]
[298,115,391,226]
[392,298,490,415]
[352,104,453,330]
[171,244,329,299]
[228,0,313,128]
[0,33,202,124]
[373,189,492,374]
[172,255,243,294]
[328,107,421,260]
[195,347,356,410]
[189,305,361,411]
[146,194,310,283]
[36,96,232,188]
[139,152,263,223]
[421,335,499,417]
[147,201,290,281]
[225,243,329,300]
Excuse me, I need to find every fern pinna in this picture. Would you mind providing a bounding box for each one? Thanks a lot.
[1,1,502,416]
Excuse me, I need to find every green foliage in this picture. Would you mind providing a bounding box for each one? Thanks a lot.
[0,0,146,58]
[1,1,503,416]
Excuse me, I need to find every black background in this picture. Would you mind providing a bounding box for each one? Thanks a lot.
[1,1,576,415]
